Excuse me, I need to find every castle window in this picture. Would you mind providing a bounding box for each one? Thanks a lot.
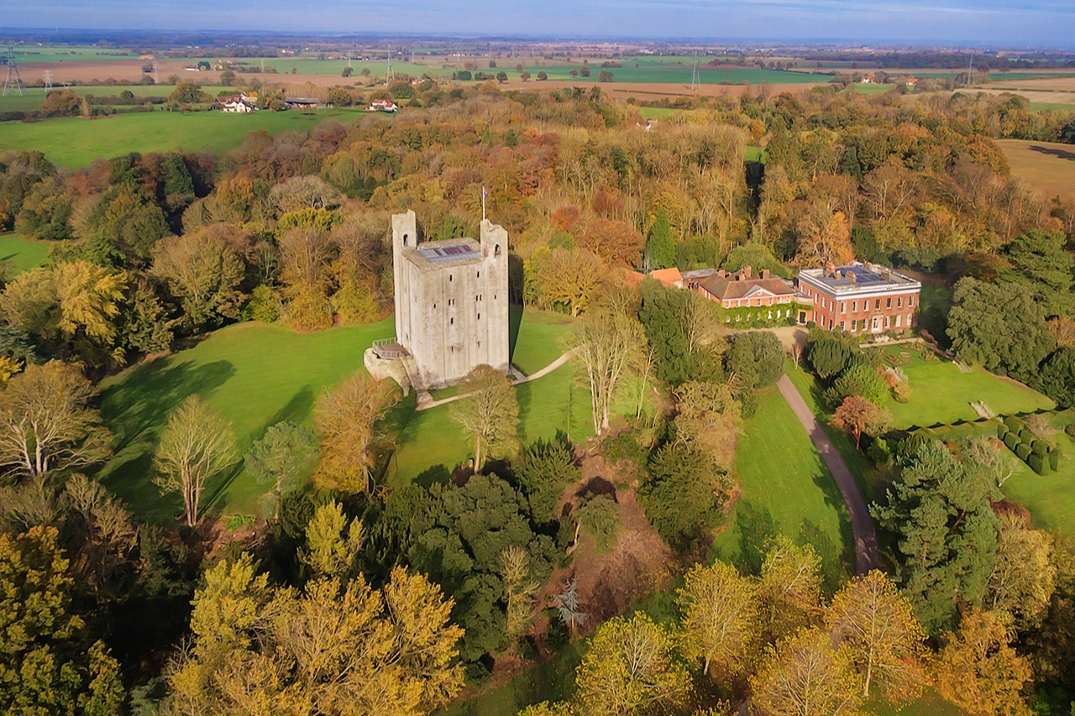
[403,233,409,246]
[450,317,454,325]
[478,313,481,320]
[477,270,480,278]
[495,244,501,257]
[433,303,437,309]
[449,274,453,282]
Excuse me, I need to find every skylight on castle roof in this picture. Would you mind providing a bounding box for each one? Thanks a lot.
[417,243,480,263]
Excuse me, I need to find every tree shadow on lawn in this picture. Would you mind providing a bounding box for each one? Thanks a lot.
[257,386,315,441]
[735,501,776,575]
[799,518,852,596]
[515,379,534,444]
[100,358,236,452]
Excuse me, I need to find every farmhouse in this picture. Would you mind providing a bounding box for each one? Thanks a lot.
[216,95,256,113]
[369,99,398,112]
[698,266,801,306]
[372,210,510,390]
[797,262,921,334]
[284,97,324,111]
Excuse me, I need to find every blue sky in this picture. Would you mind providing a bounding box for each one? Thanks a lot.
[6,0,1074,47]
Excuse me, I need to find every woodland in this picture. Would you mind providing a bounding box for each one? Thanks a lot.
[1,78,1075,715]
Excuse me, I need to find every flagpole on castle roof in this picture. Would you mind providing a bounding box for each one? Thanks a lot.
[482,186,487,222]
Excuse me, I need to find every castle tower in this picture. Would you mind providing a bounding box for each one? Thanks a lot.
[390,210,510,388]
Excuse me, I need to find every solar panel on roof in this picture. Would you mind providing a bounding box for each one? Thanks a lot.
[418,243,480,263]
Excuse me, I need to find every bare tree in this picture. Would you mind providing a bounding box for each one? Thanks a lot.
[571,304,644,435]
[154,395,237,527]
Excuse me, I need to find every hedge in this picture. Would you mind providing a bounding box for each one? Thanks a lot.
[1016,443,1032,461]
[1032,440,1049,457]
[1004,416,1024,433]
[997,424,1009,440]
[1050,449,1060,471]
[1004,433,1020,451]
[1028,453,1047,475]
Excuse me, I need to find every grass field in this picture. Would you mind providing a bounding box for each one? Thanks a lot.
[0,233,50,273]
[0,108,358,167]
[0,85,231,113]
[711,386,854,591]
[96,307,584,521]
[509,306,574,375]
[1000,412,1075,540]
[15,47,137,63]
[638,106,683,120]
[999,138,1075,200]
[875,345,1053,429]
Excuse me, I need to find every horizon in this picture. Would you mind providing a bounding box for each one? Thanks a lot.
[5,0,1075,49]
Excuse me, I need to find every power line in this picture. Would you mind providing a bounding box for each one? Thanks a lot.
[43,69,52,92]
[152,59,159,85]
[3,47,23,97]
[690,54,701,92]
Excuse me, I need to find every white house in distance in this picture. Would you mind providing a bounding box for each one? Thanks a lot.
[216,94,257,113]
[368,99,398,113]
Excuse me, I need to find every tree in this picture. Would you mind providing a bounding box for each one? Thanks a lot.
[639,442,729,548]
[0,526,125,715]
[500,545,540,639]
[806,327,857,380]
[572,302,644,435]
[750,627,862,716]
[672,381,741,470]
[827,364,889,407]
[280,226,335,331]
[639,279,692,385]
[677,560,760,681]
[795,206,854,268]
[301,500,364,578]
[512,437,580,524]
[574,612,690,716]
[598,70,614,83]
[537,71,548,81]
[873,441,1000,634]
[645,209,675,271]
[244,422,316,521]
[534,248,603,317]
[831,396,891,450]
[987,512,1055,628]
[1038,346,1075,408]
[0,360,111,480]
[151,228,246,332]
[826,570,927,704]
[947,278,1055,383]
[154,395,237,527]
[932,609,1033,716]
[449,365,519,469]
[313,372,398,494]
[1000,230,1074,318]
[757,536,824,643]
[163,554,464,716]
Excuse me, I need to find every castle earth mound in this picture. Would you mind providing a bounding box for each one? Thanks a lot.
[371,209,509,391]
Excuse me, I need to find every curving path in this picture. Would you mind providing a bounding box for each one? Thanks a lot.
[776,375,882,575]
[415,350,575,411]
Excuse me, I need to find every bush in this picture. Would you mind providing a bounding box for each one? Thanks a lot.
[575,495,622,555]
[602,429,649,469]
[896,433,929,463]
[1050,448,1060,471]
[997,424,1009,440]
[1016,443,1032,461]
[1004,416,1024,433]
[1032,440,1049,457]
[1065,423,1075,439]
[866,437,892,465]
[1004,433,1020,451]
[1027,453,1047,475]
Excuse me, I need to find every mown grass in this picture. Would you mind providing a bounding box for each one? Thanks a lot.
[994,411,1075,540]
[874,345,1053,429]
[0,108,359,168]
[638,106,683,120]
[0,85,231,113]
[999,138,1075,200]
[0,233,50,273]
[711,385,855,592]
[97,307,588,521]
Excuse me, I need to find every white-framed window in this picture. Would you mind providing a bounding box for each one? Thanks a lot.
[840,302,846,313]
[897,297,903,308]
[895,315,902,328]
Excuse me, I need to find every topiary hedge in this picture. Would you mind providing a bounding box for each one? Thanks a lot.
[1050,449,1060,471]
[997,424,1009,440]
[1004,416,1024,433]
[1028,453,1046,475]
[1004,433,1020,451]
[1016,443,1032,461]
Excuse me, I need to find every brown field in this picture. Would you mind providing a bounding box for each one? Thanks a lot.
[990,76,1075,92]
[974,87,1075,106]
[999,139,1075,200]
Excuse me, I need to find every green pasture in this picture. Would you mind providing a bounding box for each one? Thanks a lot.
[874,344,1053,429]
[0,108,357,168]
[0,85,231,113]
[844,83,895,95]
[160,57,434,79]
[711,385,854,591]
[744,145,766,163]
[96,307,584,522]
[0,233,50,273]
[1029,101,1075,113]
[504,64,823,85]
[509,305,574,375]
[638,106,683,120]
[14,46,137,64]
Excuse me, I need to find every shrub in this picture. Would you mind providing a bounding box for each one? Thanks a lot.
[1027,453,1046,475]
[575,495,622,555]
[997,424,1009,440]
[602,429,649,469]
[1004,433,1020,451]
[1032,440,1049,457]
[866,437,892,465]
[1050,448,1060,471]
[1018,429,1033,443]
[1004,416,1024,433]
[897,433,930,463]
[1016,443,1032,461]
[1066,423,1075,439]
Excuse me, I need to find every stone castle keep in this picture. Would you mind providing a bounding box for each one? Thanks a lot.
[376,209,510,390]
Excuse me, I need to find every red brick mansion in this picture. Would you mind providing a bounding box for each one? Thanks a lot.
[797,262,921,334]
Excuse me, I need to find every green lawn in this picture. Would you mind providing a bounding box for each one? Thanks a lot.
[998,411,1075,540]
[0,108,359,168]
[638,106,683,120]
[0,233,50,273]
[711,385,854,592]
[96,307,591,521]
[510,306,575,375]
[0,85,232,113]
[874,345,1053,430]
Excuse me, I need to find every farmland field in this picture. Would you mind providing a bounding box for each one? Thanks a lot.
[0,108,359,167]
[0,85,231,113]
[998,139,1075,200]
